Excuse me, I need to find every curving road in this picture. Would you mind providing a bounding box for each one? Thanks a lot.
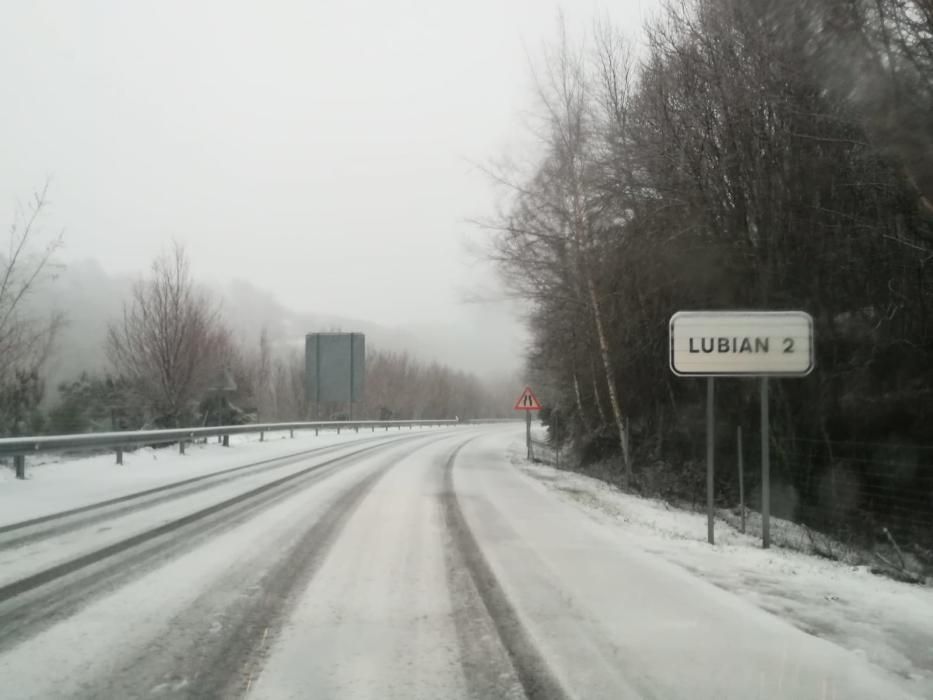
[0,426,916,699]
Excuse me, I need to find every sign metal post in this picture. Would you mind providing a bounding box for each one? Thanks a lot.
[514,386,543,460]
[706,377,715,545]
[669,311,814,547]
[761,377,771,548]
[737,425,745,534]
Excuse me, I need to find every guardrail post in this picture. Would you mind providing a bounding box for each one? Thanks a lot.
[222,435,229,447]
[315,428,319,436]
[179,440,186,455]
[14,455,25,479]
[337,426,341,435]
[260,431,264,442]
[290,429,294,438]
[372,425,375,432]
[116,447,123,465]
[218,435,223,444]
[355,426,359,434]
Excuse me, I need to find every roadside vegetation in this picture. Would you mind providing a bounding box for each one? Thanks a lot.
[0,216,504,436]
[488,0,933,577]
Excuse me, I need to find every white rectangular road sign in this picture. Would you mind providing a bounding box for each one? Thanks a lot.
[670,311,814,377]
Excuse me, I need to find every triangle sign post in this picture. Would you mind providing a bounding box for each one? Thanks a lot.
[514,386,542,411]
[514,386,542,461]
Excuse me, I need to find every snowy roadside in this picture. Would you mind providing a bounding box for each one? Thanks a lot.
[0,427,446,527]
[510,439,933,698]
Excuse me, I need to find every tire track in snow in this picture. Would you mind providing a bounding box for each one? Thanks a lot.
[76,433,455,700]
[0,433,435,650]
[0,432,417,550]
[441,439,571,700]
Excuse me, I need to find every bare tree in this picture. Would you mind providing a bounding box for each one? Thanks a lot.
[107,243,228,427]
[0,183,63,435]
[254,327,276,420]
[490,0,933,553]
[487,16,635,479]
[799,0,933,216]
[0,183,63,385]
[271,350,307,421]
[358,349,502,420]
[230,326,275,420]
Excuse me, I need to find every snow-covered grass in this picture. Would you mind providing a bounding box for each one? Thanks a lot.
[0,427,446,527]
[512,440,933,698]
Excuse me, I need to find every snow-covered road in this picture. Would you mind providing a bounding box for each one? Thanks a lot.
[0,426,919,699]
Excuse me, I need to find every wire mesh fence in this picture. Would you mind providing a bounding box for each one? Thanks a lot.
[727,434,933,581]
[529,437,559,467]
[531,421,932,582]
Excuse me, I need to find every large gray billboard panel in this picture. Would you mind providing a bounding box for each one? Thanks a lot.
[305,332,365,403]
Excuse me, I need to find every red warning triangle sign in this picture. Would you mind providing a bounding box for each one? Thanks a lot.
[513,386,542,411]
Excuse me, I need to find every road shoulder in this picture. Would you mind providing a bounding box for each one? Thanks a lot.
[514,438,933,699]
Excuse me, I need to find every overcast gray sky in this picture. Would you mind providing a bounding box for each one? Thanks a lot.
[0,0,653,372]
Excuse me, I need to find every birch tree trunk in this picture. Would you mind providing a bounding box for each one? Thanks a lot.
[572,371,590,433]
[586,274,632,479]
[590,361,608,425]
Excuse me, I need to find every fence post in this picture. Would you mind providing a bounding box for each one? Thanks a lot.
[222,435,229,447]
[315,428,319,436]
[179,440,186,455]
[290,429,294,438]
[260,431,264,442]
[737,426,745,534]
[14,455,25,479]
[355,426,359,433]
[116,447,124,465]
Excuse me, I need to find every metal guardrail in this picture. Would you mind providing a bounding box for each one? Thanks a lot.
[0,419,458,479]
[467,418,524,424]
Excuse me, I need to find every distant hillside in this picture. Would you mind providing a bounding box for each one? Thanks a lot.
[221,279,526,377]
[36,259,131,393]
[29,260,522,403]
